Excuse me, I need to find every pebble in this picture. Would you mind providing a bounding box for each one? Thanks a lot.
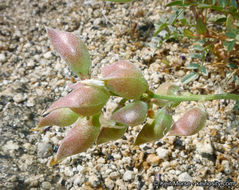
[37,142,52,158]
[13,93,26,103]
[156,147,170,159]
[88,175,100,187]
[105,178,114,189]
[146,154,160,166]
[123,171,133,181]
[194,137,214,155]
[74,176,85,186]
[109,171,120,180]
[2,141,19,152]
[43,51,52,59]
[221,160,231,174]
[41,181,51,190]
[178,172,192,182]
[0,53,6,62]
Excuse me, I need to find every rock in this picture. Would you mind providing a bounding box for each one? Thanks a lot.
[13,93,26,103]
[105,178,114,189]
[2,141,19,152]
[88,175,100,187]
[109,171,120,180]
[194,137,214,155]
[123,171,133,181]
[221,160,231,174]
[43,51,52,59]
[0,53,6,62]
[178,172,192,182]
[116,179,127,190]
[156,147,170,159]
[41,181,51,190]
[97,157,105,164]
[74,176,85,186]
[37,142,52,158]
[146,154,160,166]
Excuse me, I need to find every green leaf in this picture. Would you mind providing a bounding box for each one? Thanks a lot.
[184,29,195,38]
[186,63,200,69]
[219,0,227,8]
[227,63,238,69]
[226,14,234,33]
[181,72,199,84]
[180,18,187,25]
[233,101,239,111]
[190,53,203,59]
[210,6,224,11]
[193,45,204,51]
[200,66,208,76]
[214,17,227,24]
[166,0,183,7]
[196,18,207,34]
[154,23,168,36]
[230,0,238,9]
[197,4,211,8]
[226,31,236,38]
[224,40,236,52]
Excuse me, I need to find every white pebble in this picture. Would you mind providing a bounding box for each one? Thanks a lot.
[123,171,133,181]
[156,147,170,159]
[178,172,192,182]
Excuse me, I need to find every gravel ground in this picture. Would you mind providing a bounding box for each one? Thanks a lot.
[0,0,239,189]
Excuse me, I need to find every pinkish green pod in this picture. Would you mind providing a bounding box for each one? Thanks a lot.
[44,84,110,116]
[168,107,206,136]
[101,60,148,99]
[152,83,180,107]
[47,28,91,78]
[31,108,79,131]
[111,101,148,126]
[135,107,173,145]
[50,117,100,165]
[96,116,127,145]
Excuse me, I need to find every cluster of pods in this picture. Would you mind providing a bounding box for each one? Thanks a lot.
[32,28,206,165]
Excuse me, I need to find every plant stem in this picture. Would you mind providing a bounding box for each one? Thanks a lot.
[152,93,239,102]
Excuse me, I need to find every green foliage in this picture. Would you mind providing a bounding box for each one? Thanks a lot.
[153,0,239,84]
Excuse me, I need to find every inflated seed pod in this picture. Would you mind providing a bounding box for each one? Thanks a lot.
[96,116,127,145]
[152,83,180,107]
[31,108,79,131]
[47,28,91,78]
[101,60,148,99]
[168,107,206,136]
[111,101,148,126]
[50,117,100,166]
[44,83,110,117]
[135,107,173,145]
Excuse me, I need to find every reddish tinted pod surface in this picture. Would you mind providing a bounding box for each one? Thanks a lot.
[47,28,91,78]
[50,118,100,165]
[111,101,148,126]
[101,60,148,99]
[32,108,79,131]
[44,84,110,116]
[168,107,206,136]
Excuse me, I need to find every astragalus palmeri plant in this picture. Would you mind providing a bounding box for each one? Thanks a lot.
[31,28,239,166]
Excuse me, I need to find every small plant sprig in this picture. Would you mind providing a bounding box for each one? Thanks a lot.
[153,0,239,85]
[31,28,239,166]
